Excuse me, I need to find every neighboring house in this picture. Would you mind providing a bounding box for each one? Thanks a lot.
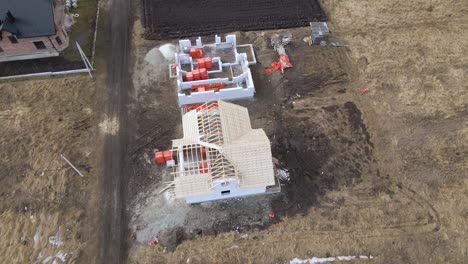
[0,0,69,62]
[162,100,277,204]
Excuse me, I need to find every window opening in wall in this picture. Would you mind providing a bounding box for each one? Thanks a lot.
[55,36,62,45]
[8,35,18,44]
[0,46,3,52]
[221,190,231,195]
[33,41,47,49]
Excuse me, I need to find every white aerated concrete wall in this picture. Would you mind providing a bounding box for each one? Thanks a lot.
[185,179,266,204]
[178,86,255,106]
[175,35,257,106]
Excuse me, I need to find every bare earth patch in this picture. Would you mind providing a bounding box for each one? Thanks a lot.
[99,115,119,135]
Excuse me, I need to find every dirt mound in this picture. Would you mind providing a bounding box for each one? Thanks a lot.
[158,227,186,252]
[142,0,327,39]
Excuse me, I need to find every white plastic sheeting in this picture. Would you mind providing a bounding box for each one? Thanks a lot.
[290,255,374,264]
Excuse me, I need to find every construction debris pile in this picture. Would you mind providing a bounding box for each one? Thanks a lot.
[310,22,330,45]
[270,33,293,73]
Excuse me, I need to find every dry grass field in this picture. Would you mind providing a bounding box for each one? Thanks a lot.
[0,76,100,263]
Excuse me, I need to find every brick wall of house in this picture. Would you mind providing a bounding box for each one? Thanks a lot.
[0,0,69,58]
[0,32,57,56]
[52,0,69,52]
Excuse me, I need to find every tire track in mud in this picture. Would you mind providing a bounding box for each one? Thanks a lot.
[338,183,441,233]
[396,183,441,232]
[130,126,170,159]
[170,182,441,259]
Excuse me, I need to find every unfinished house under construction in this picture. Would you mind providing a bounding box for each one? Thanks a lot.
[171,35,256,106]
[159,100,277,203]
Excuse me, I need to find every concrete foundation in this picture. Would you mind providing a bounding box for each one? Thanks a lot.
[174,35,257,106]
[0,51,60,62]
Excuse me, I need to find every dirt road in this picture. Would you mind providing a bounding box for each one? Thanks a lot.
[98,0,132,262]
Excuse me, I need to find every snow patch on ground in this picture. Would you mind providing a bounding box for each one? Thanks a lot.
[40,251,68,264]
[277,168,290,181]
[55,251,68,262]
[290,255,374,264]
[48,229,63,247]
[33,229,40,248]
[99,115,119,135]
[42,256,53,264]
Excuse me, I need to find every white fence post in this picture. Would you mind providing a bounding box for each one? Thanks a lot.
[76,42,94,79]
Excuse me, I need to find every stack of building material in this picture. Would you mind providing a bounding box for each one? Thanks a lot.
[310,22,330,45]
[270,33,293,73]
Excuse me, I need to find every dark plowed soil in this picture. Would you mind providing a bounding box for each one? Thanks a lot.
[271,101,376,216]
[0,57,84,77]
[142,0,327,39]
